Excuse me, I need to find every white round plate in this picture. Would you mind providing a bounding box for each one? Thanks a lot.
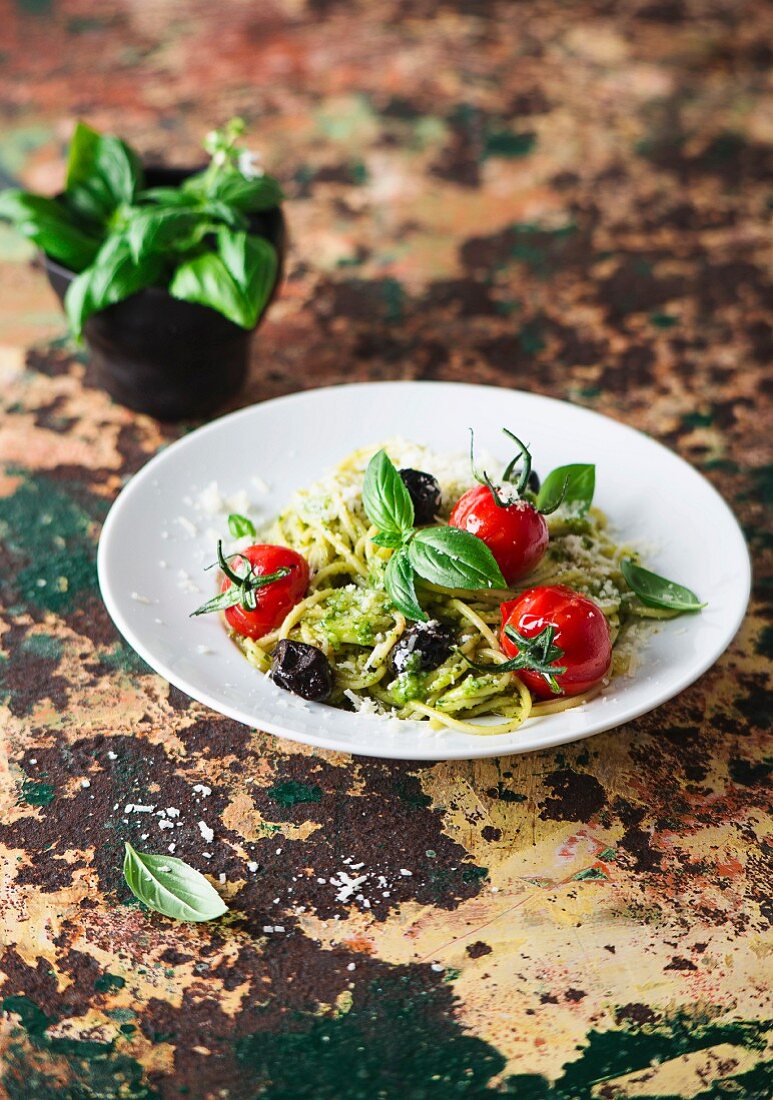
[98,382,750,761]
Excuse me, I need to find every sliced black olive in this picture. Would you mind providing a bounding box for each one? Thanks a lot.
[390,620,455,676]
[270,640,333,702]
[398,468,442,525]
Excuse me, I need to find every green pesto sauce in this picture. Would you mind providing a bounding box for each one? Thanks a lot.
[316,586,392,650]
[388,651,427,705]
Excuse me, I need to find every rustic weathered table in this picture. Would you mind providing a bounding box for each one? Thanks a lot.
[1,3,770,1097]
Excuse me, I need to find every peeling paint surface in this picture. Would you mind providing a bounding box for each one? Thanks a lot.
[0,2,771,1097]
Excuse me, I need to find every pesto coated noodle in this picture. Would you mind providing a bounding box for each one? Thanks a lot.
[222,440,668,735]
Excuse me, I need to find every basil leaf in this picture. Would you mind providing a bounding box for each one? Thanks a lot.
[183,169,283,212]
[126,206,206,262]
[65,121,142,224]
[140,188,247,230]
[169,230,277,329]
[384,547,427,622]
[362,450,414,536]
[139,186,195,206]
[537,463,595,515]
[409,527,506,590]
[123,842,228,922]
[0,190,100,272]
[371,531,404,549]
[228,512,256,539]
[64,235,164,338]
[209,173,284,212]
[621,559,705,613]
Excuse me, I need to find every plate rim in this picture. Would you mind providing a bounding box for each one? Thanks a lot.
[97,380,752,761]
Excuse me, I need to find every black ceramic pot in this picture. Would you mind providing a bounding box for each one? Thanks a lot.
[43,166,286,421]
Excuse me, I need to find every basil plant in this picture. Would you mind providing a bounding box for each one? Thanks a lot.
[0,118,283,338]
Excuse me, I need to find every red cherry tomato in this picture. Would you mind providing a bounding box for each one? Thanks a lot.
[221,545,309,640]
[500,584,612,699]
[449,485,548,585]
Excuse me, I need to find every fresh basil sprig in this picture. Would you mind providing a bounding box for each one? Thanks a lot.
[123,842,228,922]
[621,559,705,613]
[464,623,568,695]
[363,450,505,622]
[190,540,289,617]
[228,512,256,539]
[362,449,415,536]
[0,118,284,339]
[537,463,595,516]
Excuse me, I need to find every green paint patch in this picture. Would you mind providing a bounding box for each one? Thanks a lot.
[0,473,107,615]
[461,864,488,883]
[393,778,431,810]
[94,973,126,994]
[2,990,158,1100]
[682,411,714,429]
[483,130,536,159]
[519,320,545,356]
[573,867,607,881]
[598,847,617,861]
[235,973,506,1098]
[505,222,578,279]
[350,160,368,185]
[20,633,64,661]
[267,780,323,807]
[97,642,152,676]
[650,312,679,328]
[19,779,54,806]
[2,995,54,1038]
[381,277,405,324]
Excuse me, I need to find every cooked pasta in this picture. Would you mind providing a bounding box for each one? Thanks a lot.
[226,440,666,734]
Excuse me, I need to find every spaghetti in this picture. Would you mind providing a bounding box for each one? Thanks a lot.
[230,440,665,734]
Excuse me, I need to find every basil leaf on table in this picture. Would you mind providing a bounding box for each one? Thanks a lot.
[0,190,100,272]
[362,450,415,537]
[227,512,256,539]
[385,546,427,622]
[621,559,705,613]
[65,235,164,337]
[537,463,595,515]
[409,526,506,591]
[123,842,228,922]
[169,230,277,329]
[65,121,142,224]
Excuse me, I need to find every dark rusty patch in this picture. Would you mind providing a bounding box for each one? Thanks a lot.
[539,769,606,822]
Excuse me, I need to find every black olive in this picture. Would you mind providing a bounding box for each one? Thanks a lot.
[399,468,442,525]
[390,620,455,676]
[270,640,333,702]
[527,468,540,494]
